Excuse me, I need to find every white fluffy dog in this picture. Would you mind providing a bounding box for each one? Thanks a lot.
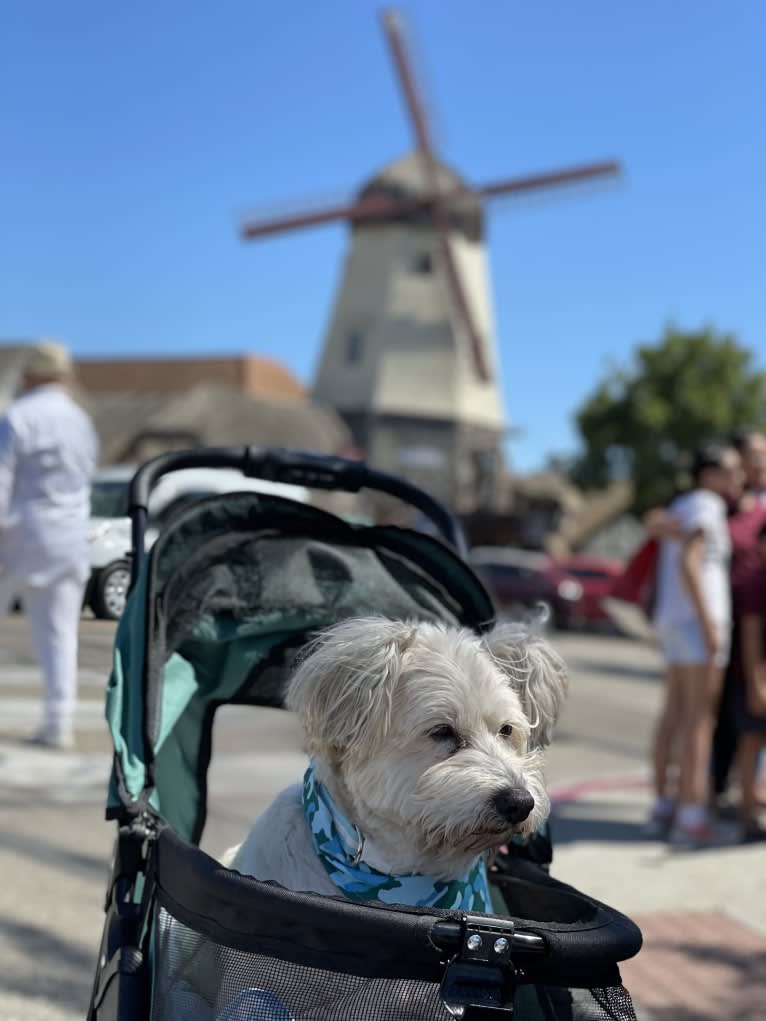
[224,616,568,905]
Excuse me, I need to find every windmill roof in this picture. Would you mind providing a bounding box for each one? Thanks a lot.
[355,152,483,240]
[359,152,468,197]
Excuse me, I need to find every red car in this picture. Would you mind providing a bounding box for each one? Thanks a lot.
[470,547,586,629]
[556,554,624,626]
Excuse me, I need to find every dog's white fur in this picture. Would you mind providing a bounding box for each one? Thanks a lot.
[224,617,568,894]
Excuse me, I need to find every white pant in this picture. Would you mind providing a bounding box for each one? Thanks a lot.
[0,572,86,735]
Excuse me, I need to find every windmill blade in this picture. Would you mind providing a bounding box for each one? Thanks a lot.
[241,192,431,240]
[478,160,620,200]
[426,159,619,380]
[240,158,620,239]
[241,201,363,240]
[430,192,492,383]
[380,9,436,159]
[381,10,492,381]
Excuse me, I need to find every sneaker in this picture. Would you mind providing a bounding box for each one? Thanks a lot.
[711,792,740,821]
[23,728,75,751]
[643,807,676,839]
[742,821,766,844]
[667,820,714,848]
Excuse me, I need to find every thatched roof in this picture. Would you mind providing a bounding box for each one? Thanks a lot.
[82,383,351,464]
[512,472,584,513]
[564,480,635,549]
[544,479,635,558]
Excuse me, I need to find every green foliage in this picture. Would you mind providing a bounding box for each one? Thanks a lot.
[572,325,766,513]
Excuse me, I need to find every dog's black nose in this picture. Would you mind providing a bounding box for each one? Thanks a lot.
[492,788,534,824]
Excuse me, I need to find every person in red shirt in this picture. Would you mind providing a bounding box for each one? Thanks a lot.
[732,523,766,840]
[711,430,766,802]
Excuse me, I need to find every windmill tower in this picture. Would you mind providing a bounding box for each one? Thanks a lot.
[240,10,619,513]
[312,153,505,513]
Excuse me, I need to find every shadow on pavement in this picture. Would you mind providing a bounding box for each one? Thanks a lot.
[551,803,745,850]
[550,811,645,845]
[0,825,109,876]
[0,917,94,1012]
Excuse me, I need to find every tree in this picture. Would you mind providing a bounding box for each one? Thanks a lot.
[572,325,766,513]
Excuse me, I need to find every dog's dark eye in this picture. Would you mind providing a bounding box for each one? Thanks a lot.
[429,725,458,742]
[499,724,514,738]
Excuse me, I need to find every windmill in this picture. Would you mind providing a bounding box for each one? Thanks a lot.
[240,9,619,513]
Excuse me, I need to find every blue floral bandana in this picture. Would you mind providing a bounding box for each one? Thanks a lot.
[302,762,491,911]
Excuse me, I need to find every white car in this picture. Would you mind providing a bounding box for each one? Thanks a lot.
[87,466,309,620]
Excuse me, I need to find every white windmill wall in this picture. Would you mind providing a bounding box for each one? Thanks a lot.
[445,231,506,429]
[312,219,507,510]
[312,222,506,428]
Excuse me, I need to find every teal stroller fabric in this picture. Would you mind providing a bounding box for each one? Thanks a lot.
[105,491,494,843]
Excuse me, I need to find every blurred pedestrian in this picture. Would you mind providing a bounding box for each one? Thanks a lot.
[711,429,766,801]
[647,443,744,845]
[731,522,766,841]
[0,341,98,749]
[734,429,766,506]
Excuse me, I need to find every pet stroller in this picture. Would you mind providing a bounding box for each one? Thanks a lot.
[86,447,642,1021]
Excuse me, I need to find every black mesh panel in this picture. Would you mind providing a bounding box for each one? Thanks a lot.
[149,832,641,1020]
[152,908,450,1021]
[152,909,638,1021]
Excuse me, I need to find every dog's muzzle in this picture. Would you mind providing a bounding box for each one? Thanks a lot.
[492,788,535,824]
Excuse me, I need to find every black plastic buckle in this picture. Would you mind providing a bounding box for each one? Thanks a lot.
[440,916,517,1017]
[106,814,158,915]
[115,812,159,877]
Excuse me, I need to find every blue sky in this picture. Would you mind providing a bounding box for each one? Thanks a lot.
[1,1,764,470]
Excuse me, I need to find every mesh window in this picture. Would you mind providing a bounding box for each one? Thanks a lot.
[153,907,450,1021]
[569,987,638,1021]
[152,908,638,1021]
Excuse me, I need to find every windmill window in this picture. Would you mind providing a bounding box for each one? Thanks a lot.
[412,252,433,274]
[346,331,364,364]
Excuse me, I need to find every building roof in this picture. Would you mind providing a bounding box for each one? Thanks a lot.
[74,353,306,401]
[82,383,350,465]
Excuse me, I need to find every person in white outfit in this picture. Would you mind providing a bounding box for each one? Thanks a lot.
[649,443,744,845]
[0,341,98,749]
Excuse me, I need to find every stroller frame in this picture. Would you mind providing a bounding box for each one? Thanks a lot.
[87,447,641,1021]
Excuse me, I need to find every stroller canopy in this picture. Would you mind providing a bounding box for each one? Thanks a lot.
[106,491,495,842]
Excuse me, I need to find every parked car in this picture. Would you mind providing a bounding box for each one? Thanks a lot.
[469,546,584,629]
[87,466,310,620]
[556,554,624,628]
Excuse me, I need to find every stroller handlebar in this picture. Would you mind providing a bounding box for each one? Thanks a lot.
[128,446,467,584]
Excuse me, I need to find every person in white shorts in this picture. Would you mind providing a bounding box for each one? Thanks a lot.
[649,443,744,845]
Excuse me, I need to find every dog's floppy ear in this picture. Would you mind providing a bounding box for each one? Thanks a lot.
[484,624,569,748]
[286,617,415,765]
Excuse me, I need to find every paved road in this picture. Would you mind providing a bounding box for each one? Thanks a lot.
[0,616,763,1020]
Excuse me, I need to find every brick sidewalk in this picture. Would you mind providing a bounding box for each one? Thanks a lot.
[621,911,766,1020]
